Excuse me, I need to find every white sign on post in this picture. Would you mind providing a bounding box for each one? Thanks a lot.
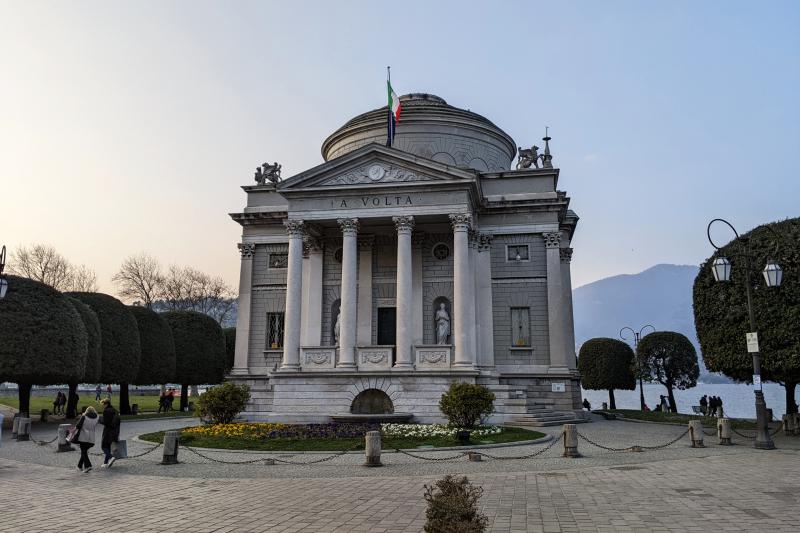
[753,374,761,388]
[746,332,759,353]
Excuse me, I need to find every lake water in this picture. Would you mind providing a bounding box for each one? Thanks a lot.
[581,382,788,419]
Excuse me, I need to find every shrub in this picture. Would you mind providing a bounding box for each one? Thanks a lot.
[197,382,251,424]
[439,382,495,429]
[424,475,488,533]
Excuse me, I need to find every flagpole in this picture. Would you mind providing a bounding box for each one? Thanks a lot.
[387,66,392,147]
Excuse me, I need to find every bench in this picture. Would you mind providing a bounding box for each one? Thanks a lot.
[691,406,704,415]
[593,410,617,420]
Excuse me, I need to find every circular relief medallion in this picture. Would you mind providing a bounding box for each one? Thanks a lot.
[432,243,450,261]
[368,164,386,181]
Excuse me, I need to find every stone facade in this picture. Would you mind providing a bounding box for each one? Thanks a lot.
[230,93,582,424]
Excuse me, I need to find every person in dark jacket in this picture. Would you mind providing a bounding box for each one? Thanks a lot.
[98,398,120,468]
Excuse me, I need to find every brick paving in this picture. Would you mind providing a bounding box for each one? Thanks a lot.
[2,417,799,532]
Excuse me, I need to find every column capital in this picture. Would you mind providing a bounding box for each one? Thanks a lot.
[468,230,480,248]
[479,233,493,251]
[337,218,360,235]
[560,247,573,263]
[543,232,561,249]
[411,231,426,247]
[238,242,256,258]
[449,213,472,232]
[302,236,323,258]
[357,235,375,250]
[284,219,306,237]
[392,215,415,234]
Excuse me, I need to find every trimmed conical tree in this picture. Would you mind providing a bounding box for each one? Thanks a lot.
[68,292,141,414]
[223,327,236,374]
[128,305,176,387]
[163,310,226,411]
[578,338,636,409]
[0,276,87,416]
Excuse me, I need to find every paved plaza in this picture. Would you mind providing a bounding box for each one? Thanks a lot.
[2,416,799,532]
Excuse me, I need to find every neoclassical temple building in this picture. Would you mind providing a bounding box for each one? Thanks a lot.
[229,93,584,424]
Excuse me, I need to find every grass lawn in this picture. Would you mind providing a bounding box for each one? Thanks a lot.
[0,394,195,421]
[607,409,761,429]
[139,425,546,452]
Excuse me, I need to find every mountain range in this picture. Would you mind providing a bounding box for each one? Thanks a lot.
[572,263,730,383]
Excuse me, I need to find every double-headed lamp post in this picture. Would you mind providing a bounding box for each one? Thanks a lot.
[707,218,782,450]
[0,245,8,299]
[620,324,656,411]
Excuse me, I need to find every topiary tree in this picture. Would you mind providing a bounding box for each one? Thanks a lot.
[162,310,226,411]
[423,475,488,533]
[439,382,495,429]
[222,327,236,374]
[577,338,635,409]
[0,276,87,416]
[65,297,102,418]
[68,292,141,415]
[693,218,800,414]
[128,305,176,390]
[637,331,699,413]
[198,382,250,424]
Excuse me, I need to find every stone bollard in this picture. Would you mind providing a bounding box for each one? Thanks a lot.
[717,418,732,445]
[40,409,49,423]
[17,417,32,442]
[161,430,180,465]
[563,424,581,457]
[364,431,382,467]
[57,424,74,452]
[11,415,20,439]
[467,452,482,462]
[131,404,139,416]
[783,414,796,437]
[688,420,705,448]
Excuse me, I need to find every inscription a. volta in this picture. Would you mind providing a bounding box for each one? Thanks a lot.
[338,195,413,208]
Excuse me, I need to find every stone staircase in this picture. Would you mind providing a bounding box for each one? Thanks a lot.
[512,404,589,427]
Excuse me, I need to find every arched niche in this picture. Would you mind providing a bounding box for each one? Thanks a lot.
[350,389,394,414]
[432,296,452,345]
[331,299,341,346]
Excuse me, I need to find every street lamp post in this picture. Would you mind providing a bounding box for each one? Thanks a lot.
[0,245,8,299]
[620,324,656,411]
[707,218,782,450]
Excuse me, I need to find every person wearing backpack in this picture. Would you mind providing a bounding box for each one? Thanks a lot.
[74,406,100,473]
[99,398,120,468]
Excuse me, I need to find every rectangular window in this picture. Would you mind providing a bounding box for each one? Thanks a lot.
[266,313,285,348]
[511,307,530,347]
[268,252,288,269]
[506,244,530,262]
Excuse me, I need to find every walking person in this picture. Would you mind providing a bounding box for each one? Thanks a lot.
[106,384,112,399]
[95,385,102,401]
[74,406,100,473]
[53,391,63,416]
[98,398,120,468]
[716,396,724,418]
[708,396,717,417]
[700,395,708,416]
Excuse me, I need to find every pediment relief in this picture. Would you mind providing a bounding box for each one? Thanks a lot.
[320,163,445,187]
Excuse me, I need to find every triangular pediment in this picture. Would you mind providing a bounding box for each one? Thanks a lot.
[277,143,477,192]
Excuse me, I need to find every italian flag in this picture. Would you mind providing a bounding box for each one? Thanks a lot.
[387,80,401,146]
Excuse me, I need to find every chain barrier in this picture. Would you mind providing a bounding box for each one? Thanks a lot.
[702,428,717,437]
[472,432,563,461]
[29,434,59,446]
[577,428,690,452]
[182,442,362,466]
[125,443,162,459]
[730,424,783,439]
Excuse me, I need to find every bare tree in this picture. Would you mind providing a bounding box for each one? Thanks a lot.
[67,264,99,292]
[161,265,235,324]
[112,253,164,308]
[10,244,98,292]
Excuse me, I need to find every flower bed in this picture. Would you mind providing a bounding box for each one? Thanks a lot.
[183,422,379,441]
[381,423,502,439]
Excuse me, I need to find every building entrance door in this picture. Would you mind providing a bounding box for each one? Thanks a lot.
[377,307,397,348]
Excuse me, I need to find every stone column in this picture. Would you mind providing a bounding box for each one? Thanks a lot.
[476,234,495,368]
[337,218,359,368]
[467,230,479,363]
[450,213,474,368]
[544,232,568,371]
[393,216,415,369]
[357,235,374,347]
[300,237,323,346]
[560,247,577,370]
[280,220,305,371]
[411,233,425,348]
[231,242,255,375]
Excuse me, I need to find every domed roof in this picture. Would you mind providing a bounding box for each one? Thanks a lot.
[321,93,517,172]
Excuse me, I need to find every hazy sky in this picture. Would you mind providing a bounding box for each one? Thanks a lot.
[1,1,798,295]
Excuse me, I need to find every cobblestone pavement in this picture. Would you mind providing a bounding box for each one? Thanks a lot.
[2,416,799,531]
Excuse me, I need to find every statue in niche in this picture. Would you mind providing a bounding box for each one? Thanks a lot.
[435,302,451,345]
[333,312,341,345]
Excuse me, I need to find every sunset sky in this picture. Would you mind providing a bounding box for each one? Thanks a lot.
[1,1,798,295]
